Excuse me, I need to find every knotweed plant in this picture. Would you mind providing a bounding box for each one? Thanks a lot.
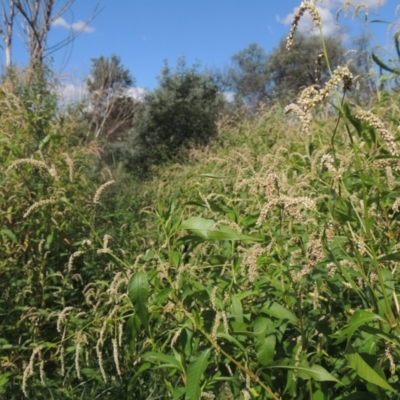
[0,66,141,399]
[114,3,400,399]
[5,4,400,400]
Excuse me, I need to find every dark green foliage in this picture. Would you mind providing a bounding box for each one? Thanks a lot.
[127,58,223,174]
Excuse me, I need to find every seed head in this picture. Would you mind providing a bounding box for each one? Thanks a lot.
[356,110,398,156]
[287,1,322,51]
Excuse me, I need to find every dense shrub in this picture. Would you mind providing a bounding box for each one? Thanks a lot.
[125,58,223,174]
[0,66,144,398]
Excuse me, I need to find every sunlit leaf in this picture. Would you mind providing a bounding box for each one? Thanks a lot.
[231,295,243,323]
[345,345,395,392]
[0,229,17,243]
[128,272,150,335]
[261,302,297,323]
[334,310,385,341]
[256,334,276,366]
[179,216,261,241]
[142,351,184,371]
[0,372,11,394]
[185,349,210,400]
[268,359,341,383]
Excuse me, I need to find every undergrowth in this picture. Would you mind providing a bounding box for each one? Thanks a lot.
[2,2,400,399]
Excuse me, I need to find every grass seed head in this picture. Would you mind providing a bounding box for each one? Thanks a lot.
[356,110,398,156]
[286,1,322,51]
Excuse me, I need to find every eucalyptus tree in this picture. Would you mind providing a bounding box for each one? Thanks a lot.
[86,54,136,140]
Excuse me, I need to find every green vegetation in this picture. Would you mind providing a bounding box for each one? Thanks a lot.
[222,32,372,108]
[2,3,400,400]
[117,57,223,175]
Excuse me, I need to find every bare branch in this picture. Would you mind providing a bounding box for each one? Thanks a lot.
[9,0,100,66]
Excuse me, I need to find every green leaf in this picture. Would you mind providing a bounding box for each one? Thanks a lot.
[0,229,17,243]
[231,295,243,323]
[216,332,246,352]
[180,217,215,231]
[171,250,181,268]
[261,302,297,323]
[142,351,184,371]
[125,314,141,349]
[370,19,392,24]
[179,216,261,241]
[185,349,211,400]
[253,317,269,335]
[269,359,341,383]
[360,326,400,346]
[372,53,400,75]
[345,344,395,392]
[256,335,276,366]
[45,233,53,249]
[334,310,385,341]
[173,386,186,400]
[128,272,150,335]
[0,344,19,350]
[0,373,11,394]
[81,368,103,383]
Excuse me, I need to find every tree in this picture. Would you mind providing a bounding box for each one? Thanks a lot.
[0,1,16,67]
[0,0,98,67]
[224,43,270,108]
[15,0,72,64]
[224,35,349,107]
[265,33,347,101]
[129,58,222,174]
[86,54,136,140]
[350,32,377,102]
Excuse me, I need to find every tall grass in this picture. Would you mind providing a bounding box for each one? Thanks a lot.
[2,3,400,399]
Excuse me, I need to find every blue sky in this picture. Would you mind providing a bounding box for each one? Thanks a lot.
[6,0,398,100]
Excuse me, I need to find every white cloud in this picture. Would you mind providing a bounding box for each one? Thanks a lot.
[223,92,235,103]
[52,17,95,33]
[58,82,87,102]
[337,0,385,7]
[58,84,148,104]
[127,87,147,101]
[277,3,340,37]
